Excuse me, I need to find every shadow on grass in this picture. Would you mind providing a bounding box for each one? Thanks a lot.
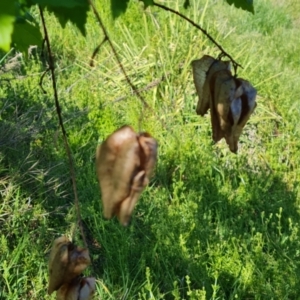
[135,149,300,299]
[0,81,103,298]
[73,124,300,299]
[1,77,299,299]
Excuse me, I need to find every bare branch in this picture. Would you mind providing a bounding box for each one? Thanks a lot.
[153,1,242,73]
[38,6,88,248]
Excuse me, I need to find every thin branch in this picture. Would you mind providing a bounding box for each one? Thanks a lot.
[90,36,108,67]
[39,68,50,94]
[110,72,172,105]
[38,6,88,248]
[153,1,242,72]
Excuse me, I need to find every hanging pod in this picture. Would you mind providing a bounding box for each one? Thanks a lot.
[192,55,231,116]
[96,125,158,226]
[56,277,96,300]
[210,69,244,148]
[48,236,91,295]
[225,78,257,152]
[192,55,257,152]
[210,70,257,152]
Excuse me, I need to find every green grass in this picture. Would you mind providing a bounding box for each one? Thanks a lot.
[1,0,300,299]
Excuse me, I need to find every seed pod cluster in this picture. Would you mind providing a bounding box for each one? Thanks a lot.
[192,55,257,153]
[96,125,158,226]
[48,236,95,300]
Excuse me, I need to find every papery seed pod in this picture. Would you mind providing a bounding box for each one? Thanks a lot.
[226,78,257,152]
[210,69,244,152]
[192,55,215,115]
[48,237,91,295]
[210,71,256,152]
[96,125,158,226]
[48,236,71,295]
[138,132,158,182]
[236,78,257,128]
[197,58,231,116]
[212,70,243,131]
[65,245,91,282]
[56,277,96,300]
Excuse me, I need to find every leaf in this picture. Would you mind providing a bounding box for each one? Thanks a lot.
[96,125,158,226]
[183,0,190,9]
[225,0,254,14]
[140,0,154,9]
[111,0,130,19]
[0,0,16,52]
[32,0,87,8]
[46,4,89,36]
[11,20,43,54]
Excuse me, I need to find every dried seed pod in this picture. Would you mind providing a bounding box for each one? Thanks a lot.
[65,245,91,283]
[48,236,70,295]
[193,56,231,116]
[210,71,256,152]
[96,125,158,226]
[226,78,257,152]
[192,55,257,152]
[56,277,96,300]
[192,55,215,115]
[48,237,91,295]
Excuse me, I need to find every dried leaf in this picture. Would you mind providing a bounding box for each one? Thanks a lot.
[96,125,158,226]
[56,277,96,300]
[48,237,91,295]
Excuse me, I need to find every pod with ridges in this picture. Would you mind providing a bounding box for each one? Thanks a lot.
[96,125,158,226]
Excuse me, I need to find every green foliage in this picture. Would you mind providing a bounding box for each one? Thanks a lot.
[35,0,90,35]
[46,5,89,36]
[0,0,89,54]
[0,0,255,54]
[110,0,154,18]
[12,20,43,53]
[0,1,16,52]
[225,0,254,14]
[111,0,130,18]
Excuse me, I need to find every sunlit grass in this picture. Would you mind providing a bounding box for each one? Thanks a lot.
[0,0,300,299]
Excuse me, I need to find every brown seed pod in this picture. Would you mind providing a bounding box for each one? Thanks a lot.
[56,277,96,300]
[192,55,215,115]
[225,78,257,152]
[96,125,158,226]
[210,70,256,152]
[48,237,91,295]
[192,55,231,116]
[193,55,257,153]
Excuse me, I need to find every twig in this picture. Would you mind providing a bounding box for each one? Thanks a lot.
[90,36,108,67]
[153,1,242,72]
[87,0,149,110]
[39,68,50,94]
[38,6,88,248]
[110,72,170,105]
